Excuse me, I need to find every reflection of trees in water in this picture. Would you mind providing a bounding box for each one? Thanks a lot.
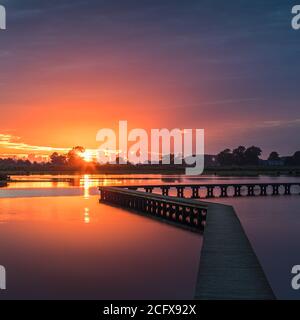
[69,178,81,187]
[0,181,8,187]
[0,174,9,187]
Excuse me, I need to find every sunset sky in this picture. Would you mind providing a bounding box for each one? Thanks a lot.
[0,0,299,159]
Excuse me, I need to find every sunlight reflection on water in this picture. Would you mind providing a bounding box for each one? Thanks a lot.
[1,174,300,299]
[0,195,202,299]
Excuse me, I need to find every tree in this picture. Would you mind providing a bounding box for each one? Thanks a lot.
[67,146,85,166]
[268,151,280,161]
[217,149,233,166]
[244,146,262,165]
[232,146,246,165]
[292,151,300,165]
[50,152,67,165]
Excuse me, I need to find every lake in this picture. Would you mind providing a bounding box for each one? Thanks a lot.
[0,174,300,299]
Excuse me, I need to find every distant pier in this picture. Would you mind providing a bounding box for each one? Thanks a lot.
[121,182,300,199]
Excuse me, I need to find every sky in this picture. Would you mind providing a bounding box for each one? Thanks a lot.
[0,0,299,159]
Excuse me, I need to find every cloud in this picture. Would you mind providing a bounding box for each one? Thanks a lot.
[256,119,300,129]
[230,118,300,131]
[0,133,69,155]
[0,134,101,160]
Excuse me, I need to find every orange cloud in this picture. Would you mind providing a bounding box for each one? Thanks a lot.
[0,133,69,157]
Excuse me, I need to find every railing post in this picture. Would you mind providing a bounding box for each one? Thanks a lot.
[182,206,188,225]
[162,186,170,196]
[234,185,242,197]
[191,186,200,199]
[260,185,267,196]
[201,209,207,229]
[247,185,255,197]
[272,184,279,196]
[176,186,185,198]
[170,205,176,220]
[220,186,228,198]
[186,207,193,227]
[284,184,291,195]
[206,186,215,198]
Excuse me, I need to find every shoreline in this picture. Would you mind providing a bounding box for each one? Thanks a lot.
[1,168,300,177]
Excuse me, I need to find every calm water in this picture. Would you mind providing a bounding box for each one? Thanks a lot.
[0,195,201,300]
[0,174,300,299]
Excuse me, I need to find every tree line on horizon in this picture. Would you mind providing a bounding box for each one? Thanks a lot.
[216,146,300,166]
[0,146,89,171]
[0,145,300,171]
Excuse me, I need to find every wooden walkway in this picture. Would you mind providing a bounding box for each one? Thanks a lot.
[99,187,207,232]
[195,202,275,300]
[99,185,278,299]
[99,186,208,232]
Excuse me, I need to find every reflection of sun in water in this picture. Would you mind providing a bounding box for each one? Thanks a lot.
[83,174,91,199]
[84,207,90,224]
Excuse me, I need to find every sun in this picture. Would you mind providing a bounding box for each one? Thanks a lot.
[82,150,93,162]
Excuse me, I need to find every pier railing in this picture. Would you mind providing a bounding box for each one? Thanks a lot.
[120,182,300,199]
[99,186,207,232]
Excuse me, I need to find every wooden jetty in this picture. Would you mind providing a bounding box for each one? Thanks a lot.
[194,202,275,299]
[99,186,207,233]
[98,182,290,299]
[120,182,300,199]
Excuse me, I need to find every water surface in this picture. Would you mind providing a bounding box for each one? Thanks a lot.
[1,174,300,300]
[0,195,201,299]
